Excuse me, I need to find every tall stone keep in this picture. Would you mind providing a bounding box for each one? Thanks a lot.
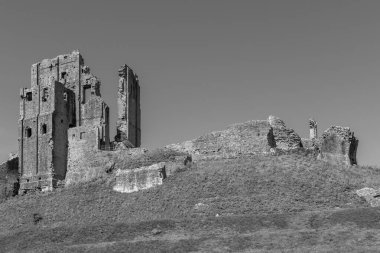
[19,79,72,191]
[309,118,318,139]
[115,64,141,147]
[19,51,110,192]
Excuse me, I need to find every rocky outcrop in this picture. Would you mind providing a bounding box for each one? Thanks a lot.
[319,126,358,166]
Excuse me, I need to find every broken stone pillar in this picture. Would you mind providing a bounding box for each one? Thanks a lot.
[309,118,318,139]
[115,64,141,148]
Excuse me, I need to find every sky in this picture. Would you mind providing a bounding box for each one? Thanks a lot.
[0,0,379,165]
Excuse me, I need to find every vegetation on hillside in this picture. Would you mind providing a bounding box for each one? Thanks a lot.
[1,150,380,252]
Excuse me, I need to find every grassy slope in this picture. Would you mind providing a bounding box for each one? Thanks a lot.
[1,152,380,252]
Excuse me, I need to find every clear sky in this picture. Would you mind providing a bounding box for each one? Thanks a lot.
[0,0,379,165]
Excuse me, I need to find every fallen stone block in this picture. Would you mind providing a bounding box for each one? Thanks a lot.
[113,163,166,193]
[356,187,380,207]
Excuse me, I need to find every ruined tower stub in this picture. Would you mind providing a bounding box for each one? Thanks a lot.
[115,64,141,147]
[309,118,318,139]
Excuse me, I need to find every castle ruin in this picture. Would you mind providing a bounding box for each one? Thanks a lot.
[0,50,361,198]
[18,51,140,192]
[303,119,358,166]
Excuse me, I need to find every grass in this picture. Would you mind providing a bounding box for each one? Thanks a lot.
[1,151,380,252]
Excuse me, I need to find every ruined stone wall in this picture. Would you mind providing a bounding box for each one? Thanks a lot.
[167,116,302,160]
[0,154,19,201]
[81,96,110,145]
[301,118,359,166]
[167,120,274,160]
[319,126,358,166]
[115,64,141,147]
[52,82,69,181]
[66,125,114,185]
[31,51,82,127]
[66,141,148,186]
[57,51,82,126]
[268,115,303,150]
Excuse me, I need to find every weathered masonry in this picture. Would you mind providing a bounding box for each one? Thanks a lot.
[18,51,141,192]
[115,64,141,148]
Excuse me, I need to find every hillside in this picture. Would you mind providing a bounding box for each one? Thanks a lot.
[1,150,380,252]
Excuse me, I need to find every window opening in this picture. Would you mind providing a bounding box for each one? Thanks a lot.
[83,86,91,103]
[25,127,32,138]
[41,124,47,134]
[80,132,86,139]
[26,92,32,101]
[61,72,67,79]
[42,88,48,102]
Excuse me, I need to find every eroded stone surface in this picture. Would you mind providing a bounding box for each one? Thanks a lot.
[113,163,166,193]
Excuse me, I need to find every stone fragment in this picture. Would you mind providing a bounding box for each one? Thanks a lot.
[151,228,162,235]
[356,187,380,207]
[113,163,166,193]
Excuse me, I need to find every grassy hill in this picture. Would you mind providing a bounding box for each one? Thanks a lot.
[1,150,380,252]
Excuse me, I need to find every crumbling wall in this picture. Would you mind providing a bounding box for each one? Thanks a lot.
[167,116,302,160]
[113,163,166,193]
[319,126,358,166]
[0,154,19,201]
[167,120,273,160]
[115,64,141,148]
[268,115,303,150]
[66,126,106,185]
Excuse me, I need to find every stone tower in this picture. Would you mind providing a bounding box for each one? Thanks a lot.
[19,51,110,192]
[115,64,141,147]
[19,80,72,191]
[309,118,318,139]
